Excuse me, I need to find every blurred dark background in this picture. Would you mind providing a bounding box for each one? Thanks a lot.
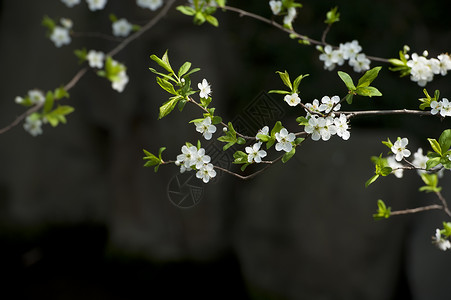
[1,0,451,299]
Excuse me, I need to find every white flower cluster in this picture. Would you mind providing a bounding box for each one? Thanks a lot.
[24,116,43,137]
[275,128,296,152]
[303,96,350,141]
[87,50,105,68]
[433,229,451,251]
[175,145,217,183]
[388,147,445,179]
[318,41,370,72]
[15,89,45,105]
[194,116,217,140]
[50,18,73,48]
[136,0,164,11]
[269,1,298,28]
[255,126,296,153]
[407,52,451,86]
[112,18,133,37]
[430,98,451,117]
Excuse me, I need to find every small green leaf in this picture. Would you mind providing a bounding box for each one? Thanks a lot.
[345,93,354,105]
[365,174,379,188]
[282,148,296,163]
[357,66,382,88]
[150,51,173,73]
[206,15,219,27]
[178,61,192,78]
[268,90,291,95]
[438,129,451,153]
[158,97,180,119]
[380,167,393,176]
[294,138,305,145]
[176,5,196,16]
[382,138,393,150]
[373,199,391,220]
[296,116,309,126]
[338,71,356,91]
[156,77,177,95]
[428,138,442,155]
[276,71,292,91]
[292,74,309,93]
[426,157,441,170]
[54,87,69,100]
[325,6,340,25]
[356,86,382,97]
[43,91,54,114]
[256,134,269,142]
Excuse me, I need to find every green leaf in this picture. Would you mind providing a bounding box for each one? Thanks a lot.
[176,5,196,16]
[357,66,382,88]
[143,149,161,171]
[233,151,248,164]
[42,15,56,31]
[268,90,291,95]
[43,91,54,114]
[365,174,379,188]
[206,15,219,27]
[426,157,441,170]
[156,77,177,95]
[373,199,391,220]
[109,14,118,22]
[54,87,69,100]
[158,96,181,119]
[256,134,269,142]
[439,129,451,153]
[428,138,442,155]
[382,138,393,150]
[356,86,382,97]
[158,147,166,160]
[325,6,340,24]
[338,71,356,91]
[295,138,305,145]
[178,61,192,78]
[282,148,296,163]
[74,48,88,64]
[296,116,309,126]
[345,93,354,105]
[292,74,309,93]
[183,67,201,78]
[150,52,173,73]
[215,0,225,8]
[276,71,292,91]
[380,167,393,176]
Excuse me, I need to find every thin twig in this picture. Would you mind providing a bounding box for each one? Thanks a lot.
[390,204,443,216]
[435,191,451,217]
[344,109,432,119]
[71,31,124,42]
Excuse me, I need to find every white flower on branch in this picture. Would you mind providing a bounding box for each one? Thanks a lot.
[61,0,81,7]
[136,0,164,11]
[246,142,267,163]
[23,116,43,137]
[50,26,71,48]
[60,18,73,29]
[391,138,411,162]
[284,93,301,106]
[275,128,295,152]
[269,1,282,15]
[176,145,198,172]
[196,163,216,183]
[28,90,45,104]
[319,95,341,113]
[86,0,108,11]
[433,229,451,251]
[334,114,350,140]
[194,116,216,140]
[112,18,133,37]
[387,156,404,178]
[256,126,269,141]
[304,99,322,115]
[349,53,371,72]
[198,78,212,99]
[86,50,105,69]
[111,70,129,93]
[193,148,211,169]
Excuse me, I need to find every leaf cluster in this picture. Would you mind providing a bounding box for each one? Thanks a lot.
[365,154,392,187]
[388,49,411,77]
[418,88,440,110]
[426,129,451,170]
[218,122,245,151]
[338,67,382,104]
[149,51,200,119]
[373,199,391,220]
[176,0,224,27]
[268,70,309,95]
[143,147,166,172]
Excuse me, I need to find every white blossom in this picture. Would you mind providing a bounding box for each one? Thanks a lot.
[437,53,451,75]
[349,53,371,72]
[391,138,411,162]
[246,142,267,163]
[86,50,105,69]
[334,114,350,140]
[136,0,164,11]
[50,26,71,48]
[194,116,217,140]
[256,126,269,141]
[430,100,441,115]
[192,148,211,169]
[111,70,129,93]
[283,7,297,27]
[284,93,301,106]
[433,229,451,251]
[387,156,404,178]
[196,163,216,183]
[275,128,295,152]
[339,40,362,60]
[198,79,212,99]
[305,99,322,115]
[176,145,198,171]
[112,18,133,37]
[304,116,322,141]
[318,117,337,141]
[439,98,451,117]
[60,18,73,29]
[23,116,43,137]
[61,0,81,7]
[28,89,45,104]
[319,45,337,71]
[319,95,341,113]
[86,0,108,11]
[269,0,282,15]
